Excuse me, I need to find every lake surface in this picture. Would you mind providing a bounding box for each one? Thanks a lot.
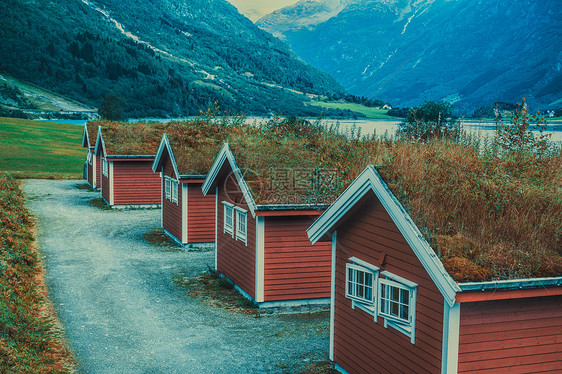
[324,119,562,143]
[41,117,562,143]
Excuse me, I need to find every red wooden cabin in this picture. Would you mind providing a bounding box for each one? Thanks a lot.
[82,123,101,189]
[94,124,162,208]
[202,143,332,308]
[152,133,215,246]
[308,165,562,373]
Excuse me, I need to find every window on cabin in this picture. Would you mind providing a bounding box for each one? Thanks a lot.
[380,279,410,323]
[165,177,171,200]
[171,180,178,204]
[235,207,247,244]
[165,177,178,204]
[223,202,234,235]
[102,159,108,177]
[346,263,376,311]
[345,259,417,343]
[378,272,417,342]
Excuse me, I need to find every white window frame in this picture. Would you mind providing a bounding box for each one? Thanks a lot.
[379,271,417,343]
[346,262,378,315]
[171,179,178,204]
[87,151,93,165]
[235,207,248,245]
[165,177,171,200]
[345,258,417,343]
[164,176,178,204]
[223,202,234,236]
[102,158,108,177]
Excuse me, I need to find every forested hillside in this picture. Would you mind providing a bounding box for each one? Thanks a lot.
[0,0,345,118]
[258,0,562,112]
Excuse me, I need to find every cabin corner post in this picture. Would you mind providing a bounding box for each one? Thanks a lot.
[330,230,337,361]
[109,161,114,206]
[160,169,164,227]
[441,301,460,374]
[255,216,265,303]
[214,186,218,271]
[181,183,188,244]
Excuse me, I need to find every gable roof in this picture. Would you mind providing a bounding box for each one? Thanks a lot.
[90,121,168,157]
[82,123,97,149]
[152,133,209,180]
[202,142,334,217]
[81,124,89,148]
[93,126,105,158]
[308,165,562,303]
[308,165,460,306]
[202,143,258,216]
[153,133,179,179]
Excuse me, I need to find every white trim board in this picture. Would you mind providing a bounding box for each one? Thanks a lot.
[441,302,460,373]
[214,186,218,271]
[329,230,337,361]
[181,183,188,244]
[255,216,265,303]
[108,160,114,206]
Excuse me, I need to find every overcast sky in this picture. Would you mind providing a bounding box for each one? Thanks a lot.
[227,0,297,10]
[226,0,298,21]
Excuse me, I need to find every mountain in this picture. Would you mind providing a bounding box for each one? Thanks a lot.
[257,0,357,40]
[257,0,562,112]
[0,0,345,118]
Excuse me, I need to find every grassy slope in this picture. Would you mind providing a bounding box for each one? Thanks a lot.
[0,74,94,112]
[309,101,398,120]
[0,175,75,372]
[0,117,84,178]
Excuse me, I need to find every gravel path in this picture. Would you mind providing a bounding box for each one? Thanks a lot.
[23,180,329,374]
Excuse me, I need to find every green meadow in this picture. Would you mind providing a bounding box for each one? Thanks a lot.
[309,100,398,120]
[0,117,84,179]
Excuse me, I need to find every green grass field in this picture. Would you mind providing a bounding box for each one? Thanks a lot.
[0,117,84,178]
[309,100,398,120]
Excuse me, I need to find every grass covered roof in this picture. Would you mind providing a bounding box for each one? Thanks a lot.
[85,122,98,148]
[220,118,562,282]
[87,116,561,282]
[89,120,170,156]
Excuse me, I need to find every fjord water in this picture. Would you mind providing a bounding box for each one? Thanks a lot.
[40,118,562,143]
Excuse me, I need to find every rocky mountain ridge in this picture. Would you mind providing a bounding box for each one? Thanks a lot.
[258,0,562,112]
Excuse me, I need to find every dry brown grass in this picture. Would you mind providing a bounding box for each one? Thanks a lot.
[378,140,562,281]
[89,120,170,155]
[173,270,260,316]
[0,175,76,373]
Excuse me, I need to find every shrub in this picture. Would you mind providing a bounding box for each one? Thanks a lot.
[494,98,553,159]
[397,101,459,141]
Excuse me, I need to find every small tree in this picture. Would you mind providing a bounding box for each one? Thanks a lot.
[98,94,125,120]
[495,98,551,158]
[397,100,459,141]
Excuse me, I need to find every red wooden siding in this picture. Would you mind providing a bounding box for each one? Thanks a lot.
[216,176,256,298]
[186,183,215,243]
[458,295,562,373]
[95,153,101,187]
[112,160,161,205]
[263,216,331,301]
[162,160,182,242]
[333,194,444,373]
